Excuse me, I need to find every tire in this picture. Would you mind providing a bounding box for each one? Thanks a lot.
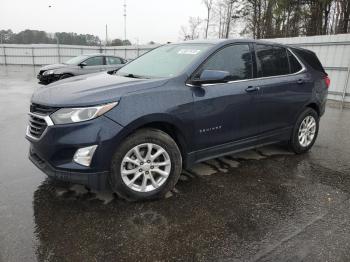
[289,107,319,154]
[109,128,182,201]
[59,73,73,80]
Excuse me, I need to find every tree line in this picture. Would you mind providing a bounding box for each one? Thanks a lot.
[181,0,350,40]
[0,29,133,46]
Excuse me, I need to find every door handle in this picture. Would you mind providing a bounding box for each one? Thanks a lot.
[297,79,304,85]
[245,86,260,93]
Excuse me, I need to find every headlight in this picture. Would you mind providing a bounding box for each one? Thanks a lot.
[51,102,118,124]
[43,70,54,75]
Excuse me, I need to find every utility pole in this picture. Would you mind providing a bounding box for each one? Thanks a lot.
[105,24,108,48]
[123,0,127,42]
[134,37,139,56]
[55,33,61,63]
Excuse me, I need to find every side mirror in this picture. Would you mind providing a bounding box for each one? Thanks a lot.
[79,62,87,68]
[190,70,230,85]
[107,68,120,75]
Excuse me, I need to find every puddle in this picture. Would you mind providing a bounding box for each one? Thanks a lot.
[54,185,115,204]
[50,145,293,202]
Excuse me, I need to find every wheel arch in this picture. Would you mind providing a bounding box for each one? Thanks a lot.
[291,101,321,128]
[113,114,191,167]
[306,102,320,116]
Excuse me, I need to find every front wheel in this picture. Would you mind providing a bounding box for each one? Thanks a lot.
[289,108,319,154]
[109,128,182,201]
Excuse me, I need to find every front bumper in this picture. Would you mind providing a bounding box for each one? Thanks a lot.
[37,73,60,85]
[26,115,124,190]
[29,148,109,190]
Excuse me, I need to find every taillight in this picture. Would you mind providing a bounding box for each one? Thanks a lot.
[324,75,330,88]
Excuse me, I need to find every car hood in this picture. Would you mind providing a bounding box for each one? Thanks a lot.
[31,72,169,107]
[40,63,67,71]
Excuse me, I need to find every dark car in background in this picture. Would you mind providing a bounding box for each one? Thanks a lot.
[37,54,127,84]
[26,39,329,201]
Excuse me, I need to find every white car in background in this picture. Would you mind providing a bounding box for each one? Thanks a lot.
[37,54,127,84]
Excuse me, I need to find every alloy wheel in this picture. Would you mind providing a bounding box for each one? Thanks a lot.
[120,143,171,192]
[298,115,316,147]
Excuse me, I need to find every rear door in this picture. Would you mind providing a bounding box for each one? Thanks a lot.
[255,44,312,137]
[192,43,262,150]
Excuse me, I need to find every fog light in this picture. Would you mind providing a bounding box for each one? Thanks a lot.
[73,145,98,167]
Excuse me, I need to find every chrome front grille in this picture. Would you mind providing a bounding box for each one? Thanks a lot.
[27,104,55,140]
[28,114,48,139]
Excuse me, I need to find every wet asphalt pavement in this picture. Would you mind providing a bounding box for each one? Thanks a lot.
[0,66,350,262]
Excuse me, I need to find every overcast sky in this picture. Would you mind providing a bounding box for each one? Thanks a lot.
[1,0,205,44]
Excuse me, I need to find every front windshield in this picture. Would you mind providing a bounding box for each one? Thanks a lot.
[117,43,212,78]
[64,55,89,65]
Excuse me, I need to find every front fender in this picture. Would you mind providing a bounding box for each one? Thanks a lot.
[107,113,191,146]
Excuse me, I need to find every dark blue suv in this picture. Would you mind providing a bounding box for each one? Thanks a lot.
[26,39,329,201]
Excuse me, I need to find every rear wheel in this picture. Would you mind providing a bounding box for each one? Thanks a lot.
[109,128,182,201]
[289,108,319,154]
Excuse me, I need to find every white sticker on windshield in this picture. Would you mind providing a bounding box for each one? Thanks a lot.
[177,49,201,55]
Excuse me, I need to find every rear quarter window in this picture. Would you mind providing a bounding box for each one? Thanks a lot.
[291,48,326,74]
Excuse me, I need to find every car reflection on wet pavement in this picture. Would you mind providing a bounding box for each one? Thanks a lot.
[1,67,350,261]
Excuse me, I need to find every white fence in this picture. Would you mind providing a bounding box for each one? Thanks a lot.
[0,44,155,65]
[0,33,349,104]
[270,34,350,105]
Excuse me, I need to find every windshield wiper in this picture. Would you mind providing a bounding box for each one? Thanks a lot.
[121,73,149,79]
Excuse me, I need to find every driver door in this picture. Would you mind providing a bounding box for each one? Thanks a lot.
[192,43,261,151]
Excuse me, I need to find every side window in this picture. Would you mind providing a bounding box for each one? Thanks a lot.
[198,44,253,81]
[84,56,104,66]
[287,50,302,73]
[256,45,289,77]
[107,56,122,65]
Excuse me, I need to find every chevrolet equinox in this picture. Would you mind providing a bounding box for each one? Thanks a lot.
[26,39,329,201]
